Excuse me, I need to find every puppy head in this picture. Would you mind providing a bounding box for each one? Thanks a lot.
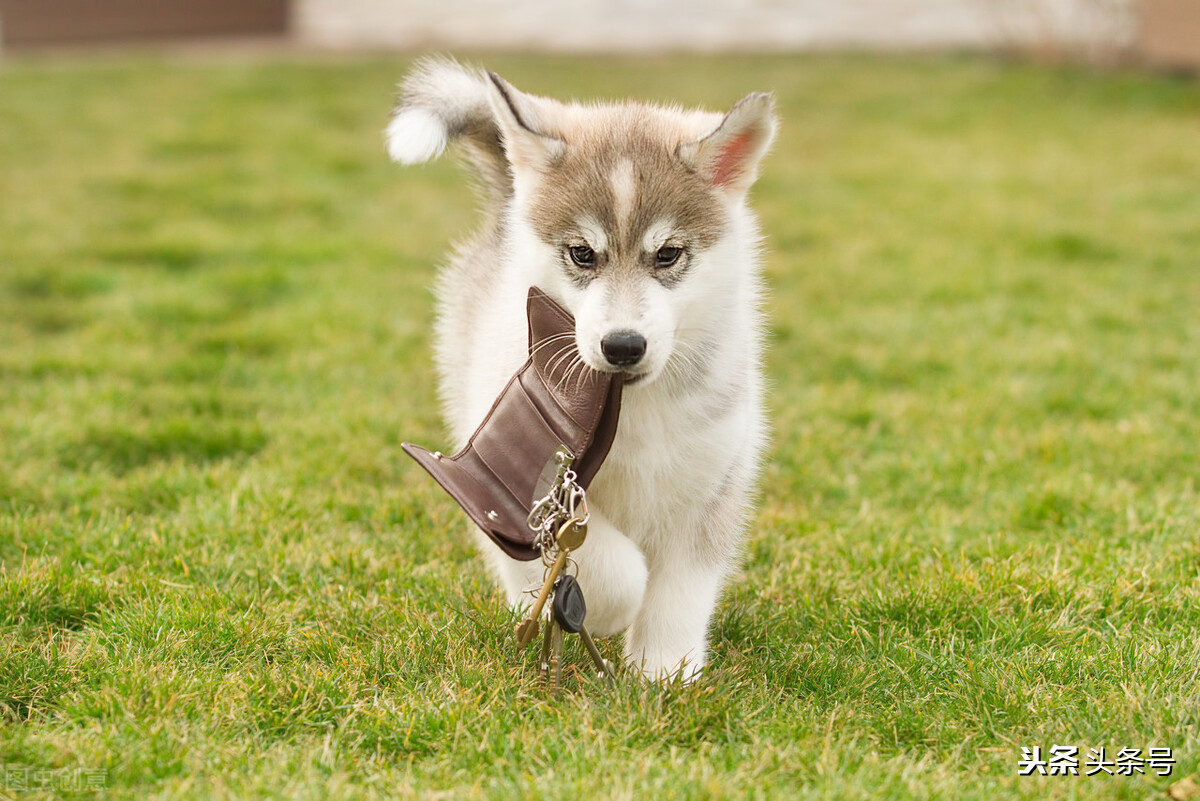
[486,73,775,386]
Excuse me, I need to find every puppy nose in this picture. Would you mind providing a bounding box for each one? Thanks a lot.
[601,330,646,367]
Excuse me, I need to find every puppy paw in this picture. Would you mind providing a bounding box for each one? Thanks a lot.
[625,647,705,684]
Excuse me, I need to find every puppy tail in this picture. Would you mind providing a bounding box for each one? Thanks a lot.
[385,56,509,202]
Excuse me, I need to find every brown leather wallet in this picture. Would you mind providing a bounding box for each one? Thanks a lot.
[402,287,624,561]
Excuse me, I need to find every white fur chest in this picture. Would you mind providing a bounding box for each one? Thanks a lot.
[586,369,762,556]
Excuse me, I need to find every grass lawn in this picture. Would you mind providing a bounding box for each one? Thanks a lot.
[1,50,1199,799]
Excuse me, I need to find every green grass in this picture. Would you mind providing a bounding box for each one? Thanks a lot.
[1,50,1199,799]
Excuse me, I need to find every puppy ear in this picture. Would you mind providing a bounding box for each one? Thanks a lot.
[485,72,566,171]
[678,92,776,196]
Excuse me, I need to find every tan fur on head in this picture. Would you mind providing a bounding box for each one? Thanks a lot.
[486,86,775,287]
[525,105,728,280]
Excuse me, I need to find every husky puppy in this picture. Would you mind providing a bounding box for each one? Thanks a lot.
[386,58,775,681]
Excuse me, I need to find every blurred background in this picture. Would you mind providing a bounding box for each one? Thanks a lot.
[0,0,1196,69]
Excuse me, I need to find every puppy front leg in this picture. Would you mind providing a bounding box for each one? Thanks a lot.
[570,509,648,637]
[623,555,726,683]
[483,508,648,638]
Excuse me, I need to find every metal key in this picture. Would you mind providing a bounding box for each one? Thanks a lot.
[579,624,616,683]
[550,619,564,694]
[513,517,587,647]
[539,614,554,671]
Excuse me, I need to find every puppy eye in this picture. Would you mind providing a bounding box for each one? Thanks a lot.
[655,246,682,268]
[568,245,596,268]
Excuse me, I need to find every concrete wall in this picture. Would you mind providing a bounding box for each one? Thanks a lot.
[294,0,1136,54]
